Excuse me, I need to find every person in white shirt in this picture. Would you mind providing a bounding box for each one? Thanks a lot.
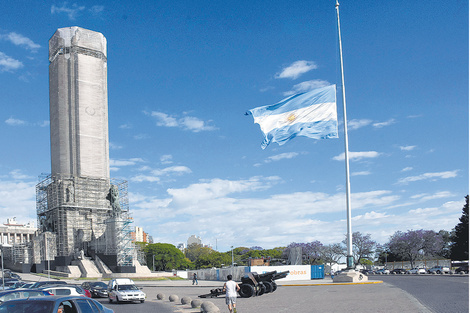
[223,274,240,313]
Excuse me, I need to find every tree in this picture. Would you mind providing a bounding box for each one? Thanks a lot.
[287,241,324,264]
[321,243,343,265]
[387,229,444,268]
[343,232,376,266]
[450,195,469,261]
[195,250,232,269]
[144,243,192,271]
[185,243,212,262]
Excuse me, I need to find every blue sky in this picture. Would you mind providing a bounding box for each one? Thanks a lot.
[0,1,468,253]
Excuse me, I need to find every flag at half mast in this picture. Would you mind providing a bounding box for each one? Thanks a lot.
[247,84,338,149]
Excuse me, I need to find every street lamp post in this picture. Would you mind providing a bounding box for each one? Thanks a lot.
[231,246,234,267]
[1,248,4,291]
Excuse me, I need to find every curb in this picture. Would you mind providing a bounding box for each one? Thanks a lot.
[281,280,383,286]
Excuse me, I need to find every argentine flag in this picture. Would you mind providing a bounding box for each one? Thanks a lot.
[247,85,338,149]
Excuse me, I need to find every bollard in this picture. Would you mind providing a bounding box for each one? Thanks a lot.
[169,294,179,302]
[191,299,203,308]
[157,293,165,300]
[200,301,220,313]
[181,296,192,305]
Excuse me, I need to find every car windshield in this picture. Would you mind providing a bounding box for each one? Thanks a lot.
[90,282,107,289]
[0,301,54,313]
[118,285,138,291]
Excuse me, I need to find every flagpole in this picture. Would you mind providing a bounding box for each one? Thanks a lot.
[335,0,354,270]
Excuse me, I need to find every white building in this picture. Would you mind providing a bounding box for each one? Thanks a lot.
[0,218,37,245]
[187,235,202,246]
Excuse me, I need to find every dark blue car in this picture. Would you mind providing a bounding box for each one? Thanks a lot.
[0,295,114,313]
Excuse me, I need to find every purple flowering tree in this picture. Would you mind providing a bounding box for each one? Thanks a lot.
[342,232,377,266]
[387,229,444,268]
[287,241,324,264]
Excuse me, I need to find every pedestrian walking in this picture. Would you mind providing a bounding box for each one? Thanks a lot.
[192,272,198,285]
[223,274,240,313]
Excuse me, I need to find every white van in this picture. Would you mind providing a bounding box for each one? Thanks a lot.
[107,278,146,303]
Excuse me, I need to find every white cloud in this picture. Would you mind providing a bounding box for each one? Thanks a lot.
[0,179,37,224]
[0,52,23,72]
[109,158,145,167]
[90,5,104,14]
[160,155,173,164]
[265,152,299,163]
[148,111,216,132]
[51,3,86,20]
[332,151,380,161]
[130,175,161,183]
[130,181,406,248]
[2,32,40,51]
[109,142,123,150]
[410,191,455,202]
[151,166,192,176]
[275,60,317,80]
[9,169,33,180]
[348,119,373,130]
[5,117,26,126]
[283,79,330,96]
[133,134,150,140]
[397,170,458,184]
[401,167,413,172]
[131,165,192,183]
[351,171,371,176]
[373,119,395,128]
[400,145,416,151]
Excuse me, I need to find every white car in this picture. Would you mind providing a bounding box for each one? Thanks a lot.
[407,268,426,274]
[108,278,145,303]
[41,285,87,297]
[375,269,390,275]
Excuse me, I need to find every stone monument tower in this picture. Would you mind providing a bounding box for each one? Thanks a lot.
[49,26,109,179]
[35,27,134,271]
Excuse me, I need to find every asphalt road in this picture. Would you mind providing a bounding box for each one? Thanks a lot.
[372,274,469,313]
[95,298,175,313]
[97,275,469,313]
[373,275,469,313]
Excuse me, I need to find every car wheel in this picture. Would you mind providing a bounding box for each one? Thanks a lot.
[140,300,145,303]
[109,298,112,303]
[437,270,441,274]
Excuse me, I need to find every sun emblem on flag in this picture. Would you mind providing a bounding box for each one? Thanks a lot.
[287,113,297,123]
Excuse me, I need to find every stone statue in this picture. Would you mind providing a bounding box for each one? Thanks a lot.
[107,185,121,217]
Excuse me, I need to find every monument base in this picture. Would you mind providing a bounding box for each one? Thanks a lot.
[333,270,368,283]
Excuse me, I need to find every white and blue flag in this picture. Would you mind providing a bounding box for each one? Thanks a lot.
[247,85,338,149]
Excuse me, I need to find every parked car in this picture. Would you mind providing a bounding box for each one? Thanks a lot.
[19,282,33,289]
[81,282,108,298]
[107,278,145,303]
[0,281,19,290]
[8,281,27,289]
[0,295,114,313]
[390,268,407,274]
[427,266,450,274]
[0,289,51,303]
[454,265,469,274]
[375,268,390,275]
[407,268,426,274]
[41,285,88,297]
[30,280,68,289]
